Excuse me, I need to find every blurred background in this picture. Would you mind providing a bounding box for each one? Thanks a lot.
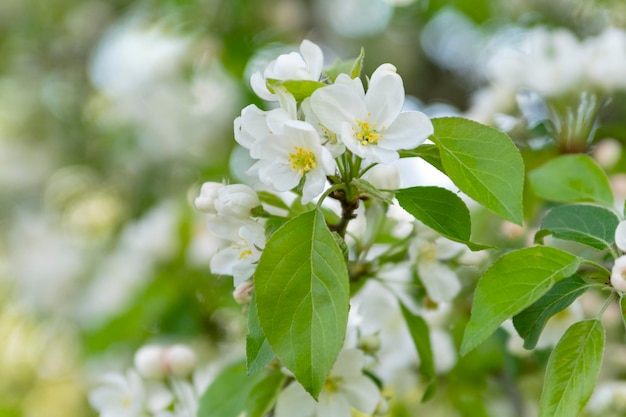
[2,0,626,416]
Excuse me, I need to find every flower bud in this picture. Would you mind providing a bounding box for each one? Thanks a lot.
[611,255,626,292]
[233,281,254,304]
[164,344,196,377]
[134,345,166,379]
[215,184,261,219]
[194,182,222,213]
[357,333,381,354]
[616,220,626,253]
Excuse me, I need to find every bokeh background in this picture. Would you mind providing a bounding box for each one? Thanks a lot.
[2,0,626,416]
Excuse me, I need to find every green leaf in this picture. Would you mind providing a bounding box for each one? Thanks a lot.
[539,319,605,417]
[198,362,265,417]
[461,246,580,355]
[266,79,326,101]
[351,177,394,204]
[399,144,445,174]
[535,204,620,250]
[350,47,365,79]
[246,293,274,375]
[396,186,490,251]
[431,117,525,225]
[254,209,350,399]
[528,154,613,207]
[323,48,365,82]
[245,370,286,417]
[513,275,589,350]
[621,296,626,332]
[400,304,437,401]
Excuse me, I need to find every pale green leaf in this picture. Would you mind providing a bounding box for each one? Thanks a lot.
[400,304,437,401]
[254,209,350,399]
[266,79,326,101]
[539,319,605,417]
[431,117,525,225]
[513,275,589,349]
[528,154,613,207]
[245,370,286,417]
[198,362,265,417]
[399,143,445,173]
[535,204,620,250]
[461,246,580,355]
[621,296,626,332]
[396,186,490,251]
[351,177,394,204]
[246,292,274,375]
[323,48,365,82]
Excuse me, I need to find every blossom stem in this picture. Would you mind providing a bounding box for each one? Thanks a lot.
[595,291,617,319]
[580,259,612,277]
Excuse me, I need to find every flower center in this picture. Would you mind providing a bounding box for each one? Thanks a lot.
[324,376,343,393]
[418,241,437,262]
[354,119,384,146]
[239,248,253,260]
[288,146,317,175]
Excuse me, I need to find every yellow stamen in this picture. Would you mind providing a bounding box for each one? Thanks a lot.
[288,146,317,176]
[354,119,384,145]
[239,248,253,260]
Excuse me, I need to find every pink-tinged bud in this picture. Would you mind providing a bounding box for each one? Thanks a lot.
[593,138,622,169]
[215,184,261,219]
[616,221,626,253]
[233,281,254,304]
[134,345,166,379]
[164,344,196,377]
[611,255,626,292]
[194,182,222,213]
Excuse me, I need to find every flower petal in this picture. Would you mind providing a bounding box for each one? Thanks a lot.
[616,220,626,252]
[317,391,352,417]
[417,261,461,302]
[300,40,324,80]
[365,64,404,127]
[311,84,367,132]
[341,375,381,414]
[250,71,275,101]
[331,349,366,379]
[378,111,433,151]
[274,382,317,417]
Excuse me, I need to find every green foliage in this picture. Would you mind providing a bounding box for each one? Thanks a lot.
[430,117,525,225]
[461,246,580,355]
[539,319,605,417]
[324,47,365,81]
[528,154,614,207]
[399,144,445,174]
[513,275,589,349]
[198,362,266,417]
[266,79,326,101]
[245,370,286,417]
[396,186,490,250]
[400,304,437,401]
[246,293,274,375]
[254,209,350,399]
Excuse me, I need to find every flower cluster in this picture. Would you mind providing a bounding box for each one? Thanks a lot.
[611,220,626,292]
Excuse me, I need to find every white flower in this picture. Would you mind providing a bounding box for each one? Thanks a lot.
[194,182,222,214]
[214,184,260,219]
[250,39,324,101]
[310,64,433,164]
[209,220,266,285]
[234,100,296,150]
[248,120,335,203]
[409,233,465,303]
[134,345,197,379]
[89,370,173,417]
[611,255,626,292]
[274,349,381,417]
[585,28,626,92]
[616,220,626,253]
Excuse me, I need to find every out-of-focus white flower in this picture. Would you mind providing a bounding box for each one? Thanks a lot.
[166,345,197,377]
[233,280,254,304]
[409,232,465,303]
[593,138,622,170]
[250,40,324,101]
[194,182,222,214]
[615,220,626,253]
[135,345,167,380]
[89,370,173,417]
[310,64,433,164]
[611,255,626,292]
[586,381,626,414]
[320,0,393,38]
[248,120,335,203]
[134,345,197,380]
[214,184,260,219]
[361,164,400,191]
[585,27,626,92]
[209,221,266,285]
[274,349,381,417]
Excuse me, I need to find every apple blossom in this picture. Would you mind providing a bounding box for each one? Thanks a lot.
[310,64,433,164]
[615,220,626,253]
[611,255,626,292]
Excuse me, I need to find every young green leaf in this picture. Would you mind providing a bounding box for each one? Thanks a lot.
[621,296,626,332]
[247,292,275,375]
[461,246,580,356]
[513,275,589,350]
[350,47,365,79]
[396,186,490,251]
[266,79,326,101]
[535,204,620,250]
[254,209,350,399]
[400,304,437,401]
[539,319,605,417]
[430,117,525,225]
[528,154,613,207]
[323,48,365,82]
[198,362,266,417]
[351,177,394,204]
[399,144,445,174]
[245,370,286,417]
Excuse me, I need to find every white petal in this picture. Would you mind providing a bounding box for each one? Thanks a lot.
[259,162,300,191]
[302,171,327,203]
[340,375,381,414]
[616,220,626,252]
[210,246,240,276]
[340,123,397,164]
[317,391,352,417]
[378,111,433,151]
[611,255,626,292]
[250,71,276,101]
[300,39,324,80]
[331,349,366,379]
[418,261,461,302]
[434,237,465,260]
[145,382,174,413]
[311,84,367,132]
[335,74,365,97]
[365,64,404,127]
[274,382,317,417]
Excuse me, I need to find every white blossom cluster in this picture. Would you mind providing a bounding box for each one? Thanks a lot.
[469,26,626,124]
[611,220,626,292]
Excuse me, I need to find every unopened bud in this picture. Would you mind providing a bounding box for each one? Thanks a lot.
[195,182,222,213]
[616,221,626,253]
[134,345,166,379]
[215,184,260,219]
[164,344,196,377]
[233,281,254,304]
[357,333,381,354]
[611,255,626,292]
